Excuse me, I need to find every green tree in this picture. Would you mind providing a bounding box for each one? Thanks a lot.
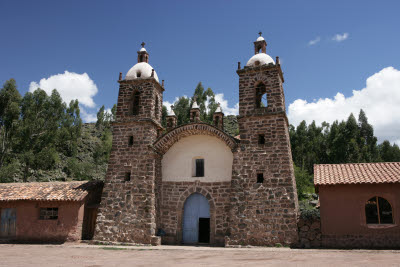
[111,104,117,121]
[57,100,82,157]
[379,141,400,162]
[96,105,105,129]
[0,79,21,169]
[358,109,378,162]
[17,89,64,181]
[161,105,168,128]
[294,164,314,200]
[191,82,218,123]
[174,97,190,125]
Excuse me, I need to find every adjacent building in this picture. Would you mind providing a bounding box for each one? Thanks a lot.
[315,162,400,248]
[0,181,103,242]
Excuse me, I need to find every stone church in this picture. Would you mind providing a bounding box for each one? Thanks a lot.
[94,34,299,246]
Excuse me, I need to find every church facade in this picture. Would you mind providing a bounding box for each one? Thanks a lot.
[94,34,299,246]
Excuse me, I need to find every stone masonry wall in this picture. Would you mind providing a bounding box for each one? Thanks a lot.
[159,181,231,246]
[116,78,163,125]
[227,64,299,247]
[228,114,299,246]
[322,234,400,249]
[94,79,162,245]
[297,212,321,248]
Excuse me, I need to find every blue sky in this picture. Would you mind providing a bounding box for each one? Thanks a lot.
[1,0,400,143]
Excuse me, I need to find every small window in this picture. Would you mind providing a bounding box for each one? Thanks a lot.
[365,196,393,224]
[155,96,159,119]
[255,60,260,66]
[128,136,134,146]
[195,159,204,177]
[39,208,58,220]
[257,173,264,183]
[258,134,265,144]
[125,172,131,182]
[132,91,140,115]
[137,71,141,78]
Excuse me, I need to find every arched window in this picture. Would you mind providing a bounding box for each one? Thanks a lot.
[256,82,268,108]
[132,91,140,115]
[365,196,393,224]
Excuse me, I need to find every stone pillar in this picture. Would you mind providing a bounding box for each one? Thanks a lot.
[213,103,224,130]
[190,98,201,122]
[166,105,177,131]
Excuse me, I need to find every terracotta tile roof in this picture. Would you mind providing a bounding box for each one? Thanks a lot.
[314,162,400,186]
[0,181,90,202]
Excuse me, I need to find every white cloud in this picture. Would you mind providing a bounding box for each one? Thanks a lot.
[308,37,321,46]
[29,71,98,108]
[214,93,238,115]
[332,32,349,42]
[80,108,97,123]
[288,67,400,144]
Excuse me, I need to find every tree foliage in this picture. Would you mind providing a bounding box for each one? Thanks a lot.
[0,79,83,182]
[290,110,400,176]
[163,82,219,126]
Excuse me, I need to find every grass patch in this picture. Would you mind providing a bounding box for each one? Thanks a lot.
[101,247,128,250]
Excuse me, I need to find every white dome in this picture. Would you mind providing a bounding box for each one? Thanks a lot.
[256,36,265,41]
[246,53,275,67]
[126,62,159,82]
[140,47,147,52]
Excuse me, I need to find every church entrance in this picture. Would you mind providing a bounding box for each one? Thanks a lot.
[182,193,210,244]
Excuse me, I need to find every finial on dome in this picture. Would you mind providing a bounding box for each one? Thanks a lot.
[215,102,223,113]
[137,42,149,63]
[191,96,199,109]
[254,32,267,54]
[167,105,176,116]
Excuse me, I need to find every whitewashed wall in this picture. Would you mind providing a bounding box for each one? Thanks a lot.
[162,135,233,182]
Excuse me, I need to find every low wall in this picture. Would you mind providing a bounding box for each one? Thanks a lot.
[297,209,321,248]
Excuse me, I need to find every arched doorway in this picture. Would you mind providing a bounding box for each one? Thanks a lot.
[182,193,210,244]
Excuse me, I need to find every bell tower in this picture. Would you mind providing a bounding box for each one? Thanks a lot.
[94,43,163,245]
[227,34,299,247]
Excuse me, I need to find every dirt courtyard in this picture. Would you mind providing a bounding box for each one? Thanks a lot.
[1,243,400,267]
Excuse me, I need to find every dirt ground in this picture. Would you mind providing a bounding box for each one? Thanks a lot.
[1,243,400,267]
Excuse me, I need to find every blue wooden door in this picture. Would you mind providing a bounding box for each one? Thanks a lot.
[182,193,210,244]
[1,208,16,238]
